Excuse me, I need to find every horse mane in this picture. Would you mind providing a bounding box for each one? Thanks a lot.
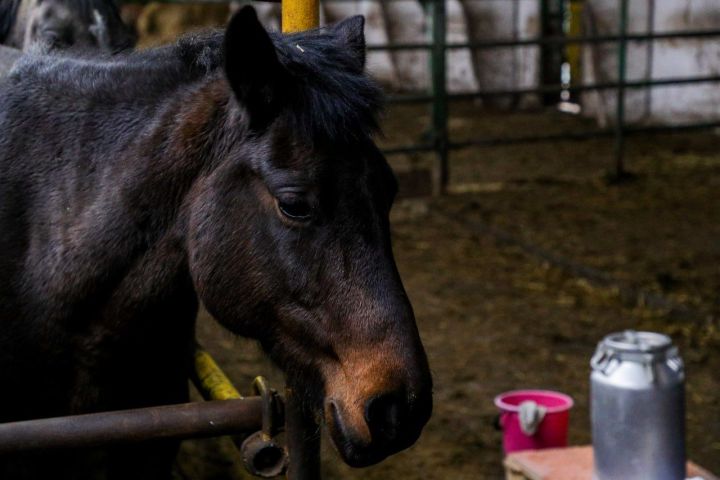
[9,33,225,102]
[177,25,384,144]
[10,22,383,145]
[0,0,21,44]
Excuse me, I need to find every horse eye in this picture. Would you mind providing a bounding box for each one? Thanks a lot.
[277,197,313,222]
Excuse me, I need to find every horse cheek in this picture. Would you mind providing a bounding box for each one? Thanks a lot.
[187,198,272,338]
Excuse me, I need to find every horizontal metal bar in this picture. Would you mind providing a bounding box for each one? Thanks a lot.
[381,118,720,156]
[0,398,264,454]
[624,121,720,134]
[450,130,611,149]
[450,75,720,100]
[386,75,720,104]
[387,93,434,104]
[448,121,720,150]
[382,144,435,155]
[368,29,720,52]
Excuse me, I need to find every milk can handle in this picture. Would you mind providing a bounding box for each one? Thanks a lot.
[591,350,610,371]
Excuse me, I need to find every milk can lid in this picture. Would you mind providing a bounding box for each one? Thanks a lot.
[602,330,672,354]
[592,330,683,377]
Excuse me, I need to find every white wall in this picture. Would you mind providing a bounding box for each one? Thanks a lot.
[462,0,540,106]
[582,0,720,125]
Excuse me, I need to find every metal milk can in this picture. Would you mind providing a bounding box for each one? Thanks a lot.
[591,330,686,480]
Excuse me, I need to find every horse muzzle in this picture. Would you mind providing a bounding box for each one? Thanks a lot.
[324,387,432,468]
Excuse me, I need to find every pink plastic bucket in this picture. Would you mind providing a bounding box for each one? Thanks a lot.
[494,390,574,454]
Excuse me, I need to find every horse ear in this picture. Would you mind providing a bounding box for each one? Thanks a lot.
[224,6,287,130]
[332,15,366,73]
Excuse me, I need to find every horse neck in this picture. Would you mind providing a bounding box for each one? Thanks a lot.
[125,77,234,243]
[28,78,235,328]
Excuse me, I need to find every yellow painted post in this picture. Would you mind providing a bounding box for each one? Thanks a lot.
[282,0,319,33]
[193,347,242,401]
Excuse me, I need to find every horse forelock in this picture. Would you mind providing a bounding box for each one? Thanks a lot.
[270,27,384,146]
[10,21,382,147]
[184,25,384,146]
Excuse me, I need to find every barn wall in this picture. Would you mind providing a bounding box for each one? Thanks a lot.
[581,0,720,126]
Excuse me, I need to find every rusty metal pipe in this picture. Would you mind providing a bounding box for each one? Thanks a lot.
[0,398,264,454]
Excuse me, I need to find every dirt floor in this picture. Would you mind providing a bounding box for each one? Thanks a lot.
[171,102,720,480]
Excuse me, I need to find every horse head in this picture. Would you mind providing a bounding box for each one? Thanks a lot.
[187,7,433,467]
[18,0,134,51]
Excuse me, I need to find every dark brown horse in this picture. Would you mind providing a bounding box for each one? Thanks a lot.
[0,44,20,76]
[0,6,432,478]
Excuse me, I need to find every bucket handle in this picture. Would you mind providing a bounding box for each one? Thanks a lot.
[494,406,547,436]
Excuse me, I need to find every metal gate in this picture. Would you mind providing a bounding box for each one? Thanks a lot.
[123,0,720,192]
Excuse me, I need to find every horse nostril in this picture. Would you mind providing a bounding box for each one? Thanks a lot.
[365,393,405,443]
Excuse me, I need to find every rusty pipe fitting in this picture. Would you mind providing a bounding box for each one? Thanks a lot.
[238,376,288,477]
[240,430,289,478]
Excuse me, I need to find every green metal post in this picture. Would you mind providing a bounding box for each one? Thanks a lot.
[615,0,629,177]
[540,0,565,105]
[285,388,321,480]
[426,0,448,195]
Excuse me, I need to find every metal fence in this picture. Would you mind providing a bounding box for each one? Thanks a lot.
[125,0,720,192]
[0,349,319,478]
[371,0,720,193]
